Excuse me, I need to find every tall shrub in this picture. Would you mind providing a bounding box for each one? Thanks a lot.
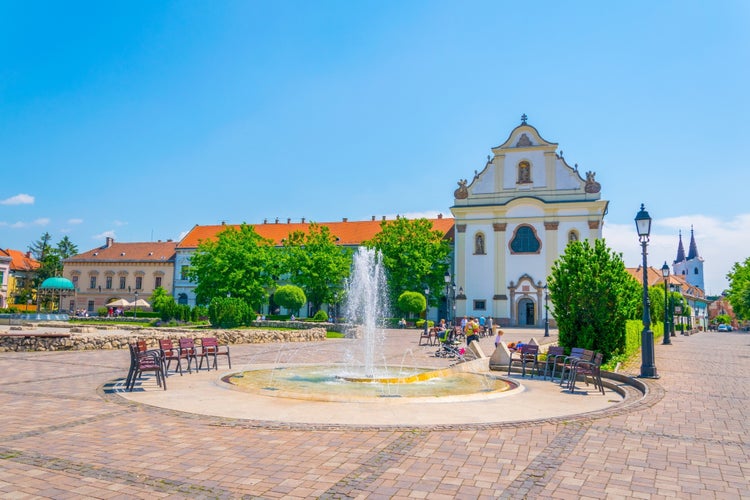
[549,239,640,361]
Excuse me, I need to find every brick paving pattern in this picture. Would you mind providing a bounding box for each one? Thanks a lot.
[0,327,748,498]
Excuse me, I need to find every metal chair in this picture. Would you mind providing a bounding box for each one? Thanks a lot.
[507,344,540,378]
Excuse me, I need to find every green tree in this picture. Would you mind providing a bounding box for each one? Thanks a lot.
[274,285,307,315]
[28,234,79,287]
[282,223,352,314]
[365,218,451,306]
[186,224,280,311]
[548,239,641,361]
[150,286,172,313]
[727,257,750,319]
[28,232,53,261]
[397,291,426,318]
[56,236,78,260]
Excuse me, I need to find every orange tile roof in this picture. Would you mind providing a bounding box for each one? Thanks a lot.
[626,266,705,298]
[4,248,40,271]
[66,240,177,263]
[178,217,455,249]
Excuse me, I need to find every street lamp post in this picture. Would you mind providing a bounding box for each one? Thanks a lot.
[134,290,139,318]
[661,262,671,345]
[423,286,430,336]
[635,204,658,378]
[544,284,550,337]
[669,284,676,337]
[444,271,451,324]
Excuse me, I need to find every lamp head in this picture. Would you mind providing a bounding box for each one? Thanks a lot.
[634,203,652,238]
[661,261,670,278]
[444,270,451,283]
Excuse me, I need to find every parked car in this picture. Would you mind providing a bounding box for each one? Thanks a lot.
[718,324,732,332]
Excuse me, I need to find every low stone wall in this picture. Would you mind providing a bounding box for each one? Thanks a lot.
[0,325,327,352]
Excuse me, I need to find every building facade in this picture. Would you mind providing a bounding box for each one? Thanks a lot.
[63,238,176,314]
[174,216,455,316]
[450,116,608,326]
[0,250,11,309]
[3,248,40,310]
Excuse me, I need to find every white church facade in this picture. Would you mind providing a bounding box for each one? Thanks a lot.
[450,116,609,326]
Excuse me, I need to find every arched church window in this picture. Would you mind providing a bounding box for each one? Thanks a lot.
[517,161,532,184]
[694,268,699,274]
[510,225,541,253]
[568,230,579,243]
[474,232,486,254]
[682,270,686,275]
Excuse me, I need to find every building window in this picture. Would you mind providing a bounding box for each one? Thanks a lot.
[473,299,486,310]
[87,300,95,312]
[90,276,97,289]
[178,293,188,305]
[568,230,579,243]
[72,275,78,287]
[694,268,699,274]
[155,276,162,288]
[474,233,486,255]
[119,277,126,289]
[105,276,113,289]
[181,265,189,280]
[517,161,532,184]
[510,225,541,253]
[135,276,143,290]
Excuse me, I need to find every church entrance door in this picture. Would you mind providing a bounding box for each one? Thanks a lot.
[518,298,535,326]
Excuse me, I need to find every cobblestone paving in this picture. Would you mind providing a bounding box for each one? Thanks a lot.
[0,328,748,498]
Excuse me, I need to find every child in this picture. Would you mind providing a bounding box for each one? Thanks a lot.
[494,329,504,348]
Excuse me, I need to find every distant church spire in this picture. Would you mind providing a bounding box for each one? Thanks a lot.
[687,225,699,260]
[674,230,686,263]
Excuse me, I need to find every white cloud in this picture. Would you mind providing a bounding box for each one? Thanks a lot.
[0,193,34,205]
[10,221,27,228]
[93,230,116,241]
[113,220,127,227]
[68,218,84,225]
[603,213,750,296]
[33,218,50,226]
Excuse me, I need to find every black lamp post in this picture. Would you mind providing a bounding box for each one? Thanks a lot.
[635,204,658,378]
[543,284,550,337]
[444,270,451,324]
[424,286,430,336]
[134,290,139,318]
[661,262,671,345]
[669,284,676,336]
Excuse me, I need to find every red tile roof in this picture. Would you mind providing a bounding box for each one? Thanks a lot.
[4,248,40,271]
[177,217,455,249]
[65,240,177,263]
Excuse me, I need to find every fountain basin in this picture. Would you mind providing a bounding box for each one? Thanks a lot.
[222,363,519,402]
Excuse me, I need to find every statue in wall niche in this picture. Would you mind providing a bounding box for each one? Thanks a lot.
[584,171,601,193]
[455,179,469,199]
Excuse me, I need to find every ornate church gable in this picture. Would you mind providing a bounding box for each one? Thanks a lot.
[454,115,602,205]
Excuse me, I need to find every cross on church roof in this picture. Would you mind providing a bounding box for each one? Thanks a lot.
[521,114,528,124]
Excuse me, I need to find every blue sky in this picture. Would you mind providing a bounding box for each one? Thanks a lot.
[1,1,748,295]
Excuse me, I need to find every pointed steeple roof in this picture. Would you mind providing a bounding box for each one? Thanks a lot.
[687,226,699,260]
[674,230,686,263]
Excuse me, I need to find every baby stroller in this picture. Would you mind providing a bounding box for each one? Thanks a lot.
[435,329,465,359]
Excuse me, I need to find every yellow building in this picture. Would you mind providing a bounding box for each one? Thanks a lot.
[63,237,176,314]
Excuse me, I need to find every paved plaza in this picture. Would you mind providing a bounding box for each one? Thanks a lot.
[0,326,748,498]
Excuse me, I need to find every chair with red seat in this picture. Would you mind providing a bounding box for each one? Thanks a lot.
[126,343,167,391]
[178,338,198,373]
[197,337,231,371]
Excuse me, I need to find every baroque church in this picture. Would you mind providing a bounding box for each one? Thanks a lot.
[450,115,608,326]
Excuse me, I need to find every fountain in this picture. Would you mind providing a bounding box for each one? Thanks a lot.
[118,246,626,425]
[224,247,515,401]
